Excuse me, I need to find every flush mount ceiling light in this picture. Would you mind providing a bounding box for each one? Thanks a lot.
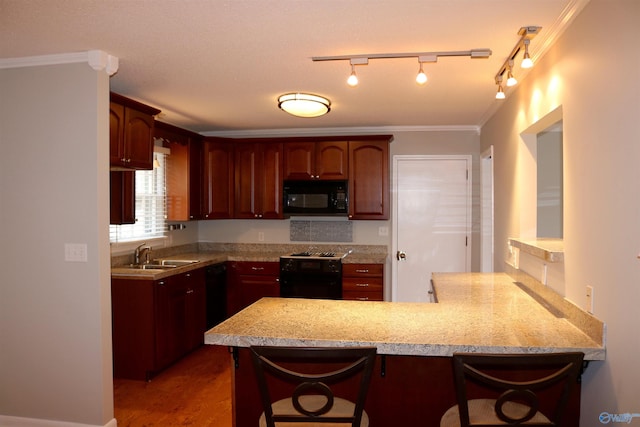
[277,93,331,118]
[312,49,491,87]
[494,26,541,99]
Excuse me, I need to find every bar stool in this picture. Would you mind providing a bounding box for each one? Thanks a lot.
[440,352,584,427]
[250,346,377,427]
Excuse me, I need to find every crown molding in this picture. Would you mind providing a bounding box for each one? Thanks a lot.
[0,50,119,76]
[201,125,481,138]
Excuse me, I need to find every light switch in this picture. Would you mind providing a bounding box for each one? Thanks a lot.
[65,243,88,262]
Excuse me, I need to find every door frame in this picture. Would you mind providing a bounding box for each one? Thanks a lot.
[391,155,472,302]
[480,146,495,272]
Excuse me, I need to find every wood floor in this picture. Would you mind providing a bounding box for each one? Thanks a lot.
[114,344,233,426]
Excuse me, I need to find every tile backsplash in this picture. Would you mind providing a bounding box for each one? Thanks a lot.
[290,220,353,242]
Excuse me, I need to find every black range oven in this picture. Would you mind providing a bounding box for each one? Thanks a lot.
[279,252,345,300]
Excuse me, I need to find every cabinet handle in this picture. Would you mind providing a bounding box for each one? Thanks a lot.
[357,297,370,301]
[355,269,369,273]
[158,281,166,286]
[251,267,265,271]
[186,289,194,294]
[185,273,191,277]
[356,283,370,287]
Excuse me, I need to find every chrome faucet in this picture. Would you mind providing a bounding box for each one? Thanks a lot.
[134,243,152,265]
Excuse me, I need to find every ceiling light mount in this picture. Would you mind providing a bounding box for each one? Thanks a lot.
[494,26,541,98]
[277,93,331,118]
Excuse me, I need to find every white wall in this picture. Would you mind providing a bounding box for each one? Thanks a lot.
[481,0,640,423]
[0,63,114,426]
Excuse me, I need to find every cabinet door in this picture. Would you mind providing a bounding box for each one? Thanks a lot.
[202,139,234,219]
[283,141,348,180]
[227,262,280,316]
[234,143,259,219]
[185,269,207,351]
[316,141,348,180]
[349,140,389,220]
[155,276,187,371]
[189,139,204,220]
[165,140,190,221]
[283,142,314,180]
[234,142,283,219]
[109,171,135,225]
[260,142,284,219]
[109,102,126,166]
[111,278,155,380]
[124,107,155,169]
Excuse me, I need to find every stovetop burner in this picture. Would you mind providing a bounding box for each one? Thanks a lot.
[290,251,337,257]
[283,251,348,260]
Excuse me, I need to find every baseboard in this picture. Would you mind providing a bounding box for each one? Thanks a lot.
[0,415,117,427]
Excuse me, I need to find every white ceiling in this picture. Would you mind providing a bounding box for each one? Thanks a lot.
[0,0,588,135]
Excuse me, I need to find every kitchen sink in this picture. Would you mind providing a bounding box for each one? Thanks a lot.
[127,264,177,270]
[152,259,199,266]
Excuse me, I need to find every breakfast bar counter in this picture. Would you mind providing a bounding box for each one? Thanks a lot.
[205,272,604,359]
[205,272,604,426]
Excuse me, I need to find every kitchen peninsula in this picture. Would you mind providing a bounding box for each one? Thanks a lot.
[205,272,604,426]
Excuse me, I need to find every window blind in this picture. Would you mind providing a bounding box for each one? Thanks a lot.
[109,152,167,243]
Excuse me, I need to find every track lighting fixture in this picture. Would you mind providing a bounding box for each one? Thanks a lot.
[493,26,541,98]
[312,49,491,87]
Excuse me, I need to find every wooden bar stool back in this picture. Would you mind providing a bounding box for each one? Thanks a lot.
[250,346,377,427]
[440,352,584,427]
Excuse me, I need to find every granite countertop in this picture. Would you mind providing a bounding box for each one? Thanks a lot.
[204,272,605,360]
[111,247,388,279]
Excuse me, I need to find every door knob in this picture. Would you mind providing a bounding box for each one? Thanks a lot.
[396,250,407,261]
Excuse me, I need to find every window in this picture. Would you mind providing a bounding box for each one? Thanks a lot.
[109,152,167,243]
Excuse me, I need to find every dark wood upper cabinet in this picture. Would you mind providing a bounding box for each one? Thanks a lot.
[348,138,392,220]
[110,92,160,170]
[109,171,136,225]
[283,140,348,180]
[201,137,234,220]
[154,121,203,222]
[234,141,283,219]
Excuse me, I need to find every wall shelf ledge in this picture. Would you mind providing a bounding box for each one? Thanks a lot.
[509,238,564,263]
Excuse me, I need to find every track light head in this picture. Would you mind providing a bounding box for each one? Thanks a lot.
[495,77,505,100]
[347,65,358,87]
[521,39,534,68]
[506,60,518,86]
[416,63,427,85]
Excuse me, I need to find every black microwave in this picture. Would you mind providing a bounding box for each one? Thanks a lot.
[283,180,348,216]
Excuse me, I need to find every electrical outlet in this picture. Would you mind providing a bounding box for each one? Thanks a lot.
[258,231,265,242]
[378,226,389,236]
[586,285,594,314]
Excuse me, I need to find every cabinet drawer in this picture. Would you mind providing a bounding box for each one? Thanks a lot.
[230,261,280,276]
[342,290,383,301]
[343,263,383,277]
[342,277,383,292]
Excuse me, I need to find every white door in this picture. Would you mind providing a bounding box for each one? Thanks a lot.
[392,155,471,302]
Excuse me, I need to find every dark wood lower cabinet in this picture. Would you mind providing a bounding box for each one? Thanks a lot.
[112,267,206,380]
[227,347,581,427]
[226,262,280,317]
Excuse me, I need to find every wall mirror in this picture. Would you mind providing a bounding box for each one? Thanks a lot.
[520,106,564,239]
